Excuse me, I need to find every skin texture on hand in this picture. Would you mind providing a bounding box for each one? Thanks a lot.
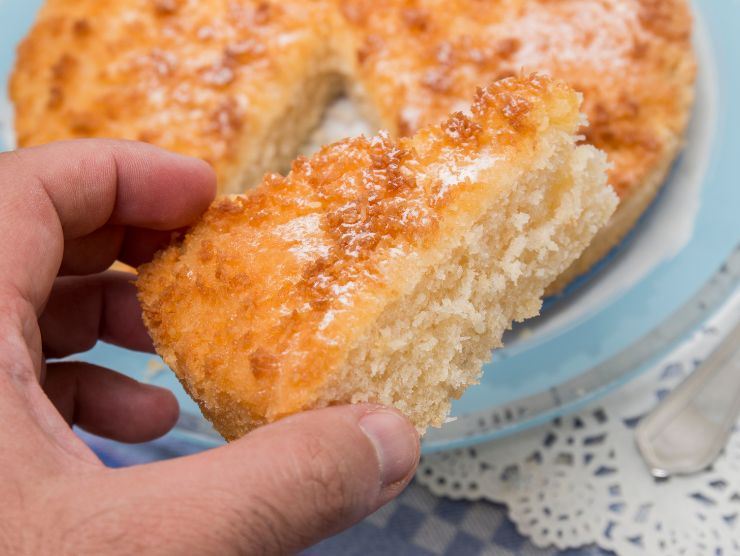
[0,140,420,555]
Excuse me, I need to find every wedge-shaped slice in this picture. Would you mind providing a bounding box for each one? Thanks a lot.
[138,75,617,440]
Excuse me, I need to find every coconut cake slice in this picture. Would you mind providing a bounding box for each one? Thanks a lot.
[137,75,617,440]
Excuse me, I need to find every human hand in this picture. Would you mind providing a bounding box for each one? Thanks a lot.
[0,140,419,554]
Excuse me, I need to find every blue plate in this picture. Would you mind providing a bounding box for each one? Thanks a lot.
[1,0,738,453]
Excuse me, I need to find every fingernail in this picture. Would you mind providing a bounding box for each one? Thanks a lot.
[359,410,419,488]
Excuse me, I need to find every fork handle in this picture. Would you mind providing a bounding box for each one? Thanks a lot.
[636,319,740,477]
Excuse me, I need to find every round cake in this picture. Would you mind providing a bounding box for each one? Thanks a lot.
[10,0,695,289]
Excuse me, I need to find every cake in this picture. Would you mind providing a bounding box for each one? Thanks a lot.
[137,76,617,439]
[10,0,695,289]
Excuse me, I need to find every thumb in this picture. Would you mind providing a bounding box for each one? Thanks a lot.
[82,405,420,554]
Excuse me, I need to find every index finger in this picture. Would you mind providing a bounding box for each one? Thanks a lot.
[0,139,216,310]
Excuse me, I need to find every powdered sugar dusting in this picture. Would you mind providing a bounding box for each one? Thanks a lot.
[431,152,502,199]
[489,0,641,72]
[272,214,331,262]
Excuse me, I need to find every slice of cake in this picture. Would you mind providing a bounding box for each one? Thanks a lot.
[137,75,617,440]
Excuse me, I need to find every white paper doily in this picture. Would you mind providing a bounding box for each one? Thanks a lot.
[418,287,740,555]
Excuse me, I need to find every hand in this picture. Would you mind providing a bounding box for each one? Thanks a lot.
[0,140,420,554]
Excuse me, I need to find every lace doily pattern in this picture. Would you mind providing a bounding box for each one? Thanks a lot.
[419,285,740,555]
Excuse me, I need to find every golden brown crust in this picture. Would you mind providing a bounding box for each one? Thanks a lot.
[344,0,695,198]
[12,0,695,285]
[13,1,694,191]
[340,0,696,288]
[10,0,334,192]
[137,75,586,437]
